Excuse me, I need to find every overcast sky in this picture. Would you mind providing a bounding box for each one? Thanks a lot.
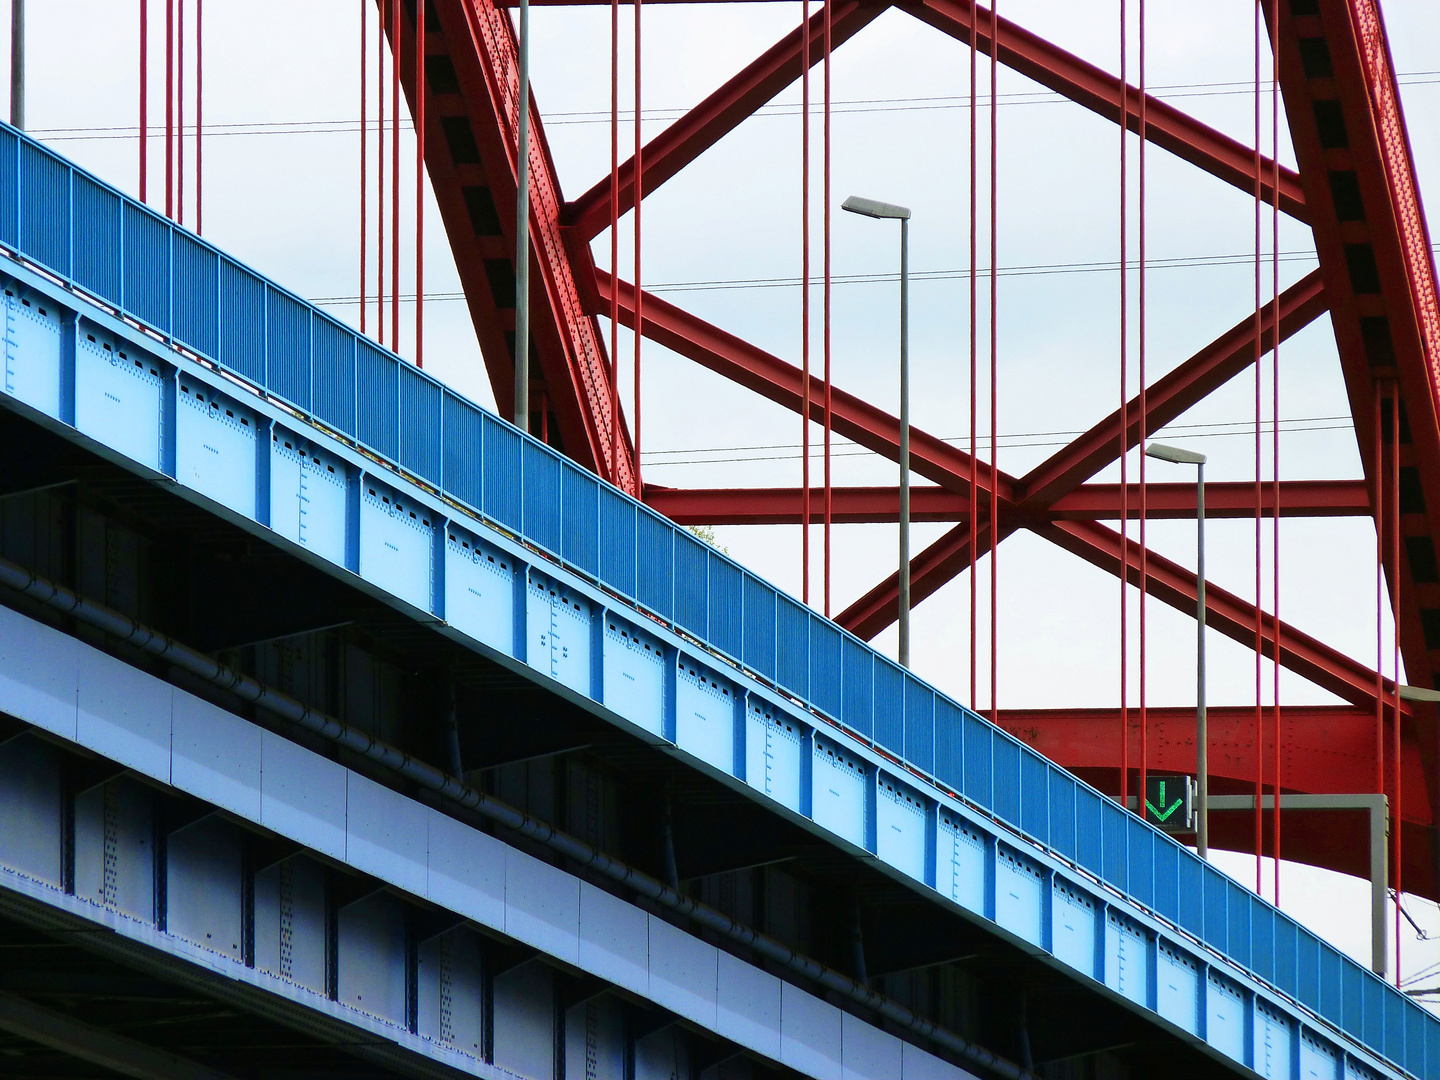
[14,0,1440,999]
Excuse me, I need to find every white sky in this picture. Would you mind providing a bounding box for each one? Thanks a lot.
[14,0,1440,1003]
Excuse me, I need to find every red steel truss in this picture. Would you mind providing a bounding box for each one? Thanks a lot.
[395,1,1439,897]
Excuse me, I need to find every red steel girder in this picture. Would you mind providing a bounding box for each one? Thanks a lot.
[907,0,1307,220]
[998,705,1436,897]
[424,0,636,490]
[646,479,1370,525]
[839,521,998,641]
[565,2,883,242]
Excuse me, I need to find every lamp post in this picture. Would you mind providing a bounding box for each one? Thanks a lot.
[1145,441,1208,856]
[842,195,912,666]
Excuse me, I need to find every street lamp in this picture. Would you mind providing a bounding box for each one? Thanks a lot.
[1144,441,1209,856]
[843,195,913,666]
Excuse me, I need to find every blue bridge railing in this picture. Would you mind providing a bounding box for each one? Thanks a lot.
[3,123,1436,1077]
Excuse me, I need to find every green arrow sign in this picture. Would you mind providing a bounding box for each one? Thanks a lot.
[1146,779,1184,822]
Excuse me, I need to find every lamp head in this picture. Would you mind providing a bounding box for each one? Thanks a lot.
[842,195,911,221]
[1144,442,1207,466]
[1399,685,1440,704]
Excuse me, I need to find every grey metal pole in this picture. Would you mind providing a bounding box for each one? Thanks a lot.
[9,0,21,130]
[1196,460,1208,858]
[1371,793,1389,977]
[898,215,910,668]
[513,0,530,432]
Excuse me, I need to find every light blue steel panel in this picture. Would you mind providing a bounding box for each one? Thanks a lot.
[578,880,648,995]
[717,949,782,1061]
[841,1010,903,1080]
[259,728,348,861]
[444,527,516,657]
[996,848,1043,946]
[1208,971,1248,1063]
[812,736,867,849]
[1255,1000,1294,1080]
[1105,909,1149,1008]
[745,698,802,813]
[418,927,485,1058]
[636,1027,689,1080]
[269,432,347,566]
[254,854,328,995]
[359,479,434,611]
[337,891,409,1026]
[3,288,61,417]
[649,913,719,1028]
[1052,881,1096,978]
[0,603,78,740]
[676,658,735,773]
[781,980,843,1080]
[0,735,62,887]
[74,777,154,923]
[75,328,163,471]
[1345,1057,1380,1080]
[1157,940,1200,1035]
[493,960,555,1080]
[505,843,580,964]
[176,379,256,518]
[172,685,262,821]
[876,774,926,882]
[346,771,429,899]
[527,571,593,698]
[76,646,171,781]
[936,810,985,913]
[601,615,663,737]
[1300,1030,1339,1080]
[901,1043,967,1080]
[565,997,625,1080]
[426,807,506,930]
[166,815,243,960]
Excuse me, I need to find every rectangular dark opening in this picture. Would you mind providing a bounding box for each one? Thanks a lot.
[1406,536,1439,584]
[425,54,460,96]
[1298,37,1334,79]
[1360,317,1395,367]
[1344,243,1382,294]
[1328,170,1365,221]
[1313,100,1349,149]
[1400,467,1425,514]
[484,259,516,308]
[1421,609,1440,649]
[441,116,481,165]
[1290,0,1320,14]
[463,186,502,236]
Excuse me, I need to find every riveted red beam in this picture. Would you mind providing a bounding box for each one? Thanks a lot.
[909,0,1307,221]
[1041,517,1392,713]
[597,271,1009,500]
[565,2,883,242]
[646,479,1370,525]
[1017,270,1328,509]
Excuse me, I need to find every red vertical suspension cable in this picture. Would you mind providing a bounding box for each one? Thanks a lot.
[988,0,998,725]
[140,0,148,205]
[415,0,425,368]
[1253,0,1264,895]
[391,0,401,351]
[609,0,619,486]
[196,0,202,235]
[1375,389,1385,805]
[1118,0,1129,808]
[1269,0,1281,904]
[968,0,978,711]
[633,0,643,493]
[801,0,811,606]
[165,0,173,219]
[361,0,368,336]
[178,0,184,226]
[1137,0,1147,808]
[1390,386,1402,987]
[377,0,386,345]
[823,2,832,617]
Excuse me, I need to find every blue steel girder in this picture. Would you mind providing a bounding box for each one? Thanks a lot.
[0,127,1432,1080]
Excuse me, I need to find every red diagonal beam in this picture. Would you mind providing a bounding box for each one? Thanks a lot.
[565,2,883,241]
[645,479,1370,525]
[1041,517,1385,712]
[596,271,1011,500]
[909,0,1306,220]
[1017,269,1329,508]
